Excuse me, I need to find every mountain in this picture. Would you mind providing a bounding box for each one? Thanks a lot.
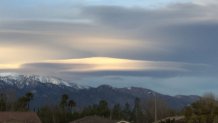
[0,72,87,89]
[0,73,199,110]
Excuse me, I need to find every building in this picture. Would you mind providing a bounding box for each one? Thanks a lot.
[153,116,185,123]
[117,121,130,123]
[70,116,116,123]
[0,112,42,123]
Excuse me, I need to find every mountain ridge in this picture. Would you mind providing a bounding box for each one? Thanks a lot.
[0,73,200,110]
[0,72,88,89]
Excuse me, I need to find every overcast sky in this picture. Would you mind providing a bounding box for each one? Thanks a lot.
[0,0,218,95]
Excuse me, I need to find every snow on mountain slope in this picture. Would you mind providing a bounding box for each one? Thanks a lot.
[0,72,87,89]
[0,73,199,110]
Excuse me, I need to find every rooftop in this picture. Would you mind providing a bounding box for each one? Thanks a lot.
[0,112,42,123]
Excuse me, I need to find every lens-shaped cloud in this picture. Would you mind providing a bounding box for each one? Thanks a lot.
[0,57,205,78]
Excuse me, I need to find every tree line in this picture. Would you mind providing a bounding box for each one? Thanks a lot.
[184,93,218,123]
[0,92,176,123]
[0,92,33,111]
[2,91,218,123]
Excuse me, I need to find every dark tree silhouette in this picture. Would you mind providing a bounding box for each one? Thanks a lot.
[25,92,34,110]
[60,94,69,110]
[68,99,76,112]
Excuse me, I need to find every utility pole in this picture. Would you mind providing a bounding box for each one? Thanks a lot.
[154,92,157,122]
[148,91,157,122]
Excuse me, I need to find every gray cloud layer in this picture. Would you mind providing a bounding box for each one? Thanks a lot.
[0,3,217,64]
[0,1,218,94]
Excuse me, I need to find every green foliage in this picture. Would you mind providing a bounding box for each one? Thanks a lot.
[184,93,218,123]
[0,93,6,111]
[133,98,145,123]
[37,105,75,123]
[0,91,177,123]
[122,103,132,121]
[15,92,34,111]
[38,94,78,123]
[68,99,76,112]
[97,100,110,117]
[111,104,122,120]
[59,94,69,110]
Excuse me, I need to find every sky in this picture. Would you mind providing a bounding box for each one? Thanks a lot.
[0,0,218,95]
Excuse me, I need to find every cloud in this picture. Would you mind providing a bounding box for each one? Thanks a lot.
[76,4,218,67]
[1,3,217,65]
[192,0,218,5]
[3,3,217,63]
[0,57,208,79]
[1,0,218,94]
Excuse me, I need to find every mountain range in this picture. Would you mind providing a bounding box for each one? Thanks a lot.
[0,73,199,110]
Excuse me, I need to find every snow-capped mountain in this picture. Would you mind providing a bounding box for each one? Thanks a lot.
[0,72,87,89]
[0,73,199,110]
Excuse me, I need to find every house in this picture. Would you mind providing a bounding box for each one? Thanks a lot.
[0,112,42,123]
[117,121,130,123]
[153,116,185,123]
[70,116,116,123]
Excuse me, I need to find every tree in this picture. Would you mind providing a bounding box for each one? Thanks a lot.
[68,99,76,113]
[25,92,34,110]
[184,93,218,123]
[60,94,69,110]
[142,97,174,123]
[133,98,144,123]
[123,103,132,121]
[97,100,110,117]
[112,104,122,120]
[15,92,34,111]
[0,93,6,111]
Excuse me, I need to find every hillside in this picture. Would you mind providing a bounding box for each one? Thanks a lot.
[0,73,199,110]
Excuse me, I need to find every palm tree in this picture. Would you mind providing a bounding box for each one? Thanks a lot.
[26,92,33,100]
[25,92,34,110]
[60,94,69,110]
[15,92,34,111]
[68,100,76,113]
